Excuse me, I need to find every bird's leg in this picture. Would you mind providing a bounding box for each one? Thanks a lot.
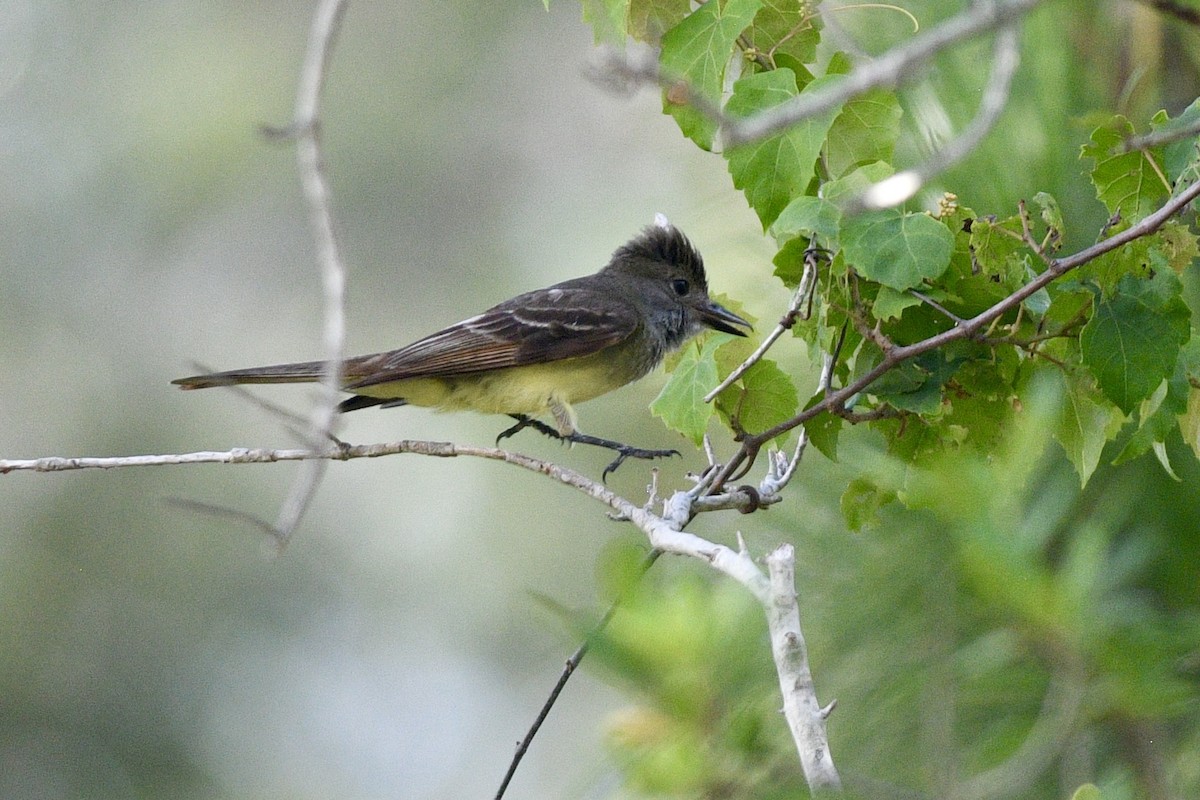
[497,415,678,480]
[497,414,561,444]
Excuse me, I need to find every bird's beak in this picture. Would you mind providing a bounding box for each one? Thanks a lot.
[698,300,752,337]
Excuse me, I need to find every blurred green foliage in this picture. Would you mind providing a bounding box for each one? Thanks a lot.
[591,380,1200,798]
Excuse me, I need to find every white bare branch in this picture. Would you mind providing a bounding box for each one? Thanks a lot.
[721,0,1044,147]
[273,0,350,544]
[767,544,842,791]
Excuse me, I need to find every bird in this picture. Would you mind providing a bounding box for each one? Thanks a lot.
[173,216,750,477]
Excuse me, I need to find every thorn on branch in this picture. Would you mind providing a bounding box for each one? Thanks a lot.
[910,290,965,326]
[259,119,317,141]
[642,468,661,513]
[1100,210,1123,239]
[820,699,838,719]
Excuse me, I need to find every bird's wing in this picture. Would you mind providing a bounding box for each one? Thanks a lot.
[345,283,639,389]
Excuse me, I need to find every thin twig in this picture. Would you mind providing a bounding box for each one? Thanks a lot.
[270,0,351,545]
[1014,198,1057,265]
[493,549,663,800]
[770,324,841,492]
[910,290,965,325]
[704,250,820,403]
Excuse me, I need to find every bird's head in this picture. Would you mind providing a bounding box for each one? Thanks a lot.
[606,218,752,339]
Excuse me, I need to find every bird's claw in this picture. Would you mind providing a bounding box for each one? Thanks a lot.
[601,447,680,482]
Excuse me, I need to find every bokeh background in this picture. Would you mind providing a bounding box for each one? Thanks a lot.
[3,2,1199,799]
[0,3,772,798]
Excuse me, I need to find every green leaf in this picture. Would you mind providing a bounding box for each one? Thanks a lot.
[714,358,799,441]
[800,393,841,461]
[1053,371,1124,486]
[1113,343,1192,470]
[1177,386,1200,460]
[710,294,759,368]
[581,0,631,43]
[660,0,764,150]
[771,235,811,287]
[872,285,922,321]
[823,160,893,203]
[1021,263,1052,316]
[1069,783,1103,800]
[725,70,840,229]
[1075,234,1154,291]
[840,477,896,532]
[823,88,902,179]
[1031,191,1065,242]
[1155,220,1200,274]
[1080,117,1169,220]
[582,0,693,42]
[744,0,820,66]
[770,194,841,244]
[867,352,961,415]
[651,334,726,445]
[968,216,1026,288]
[629,0,693,41]
[1080,271,1191,414]
[842,209,955,291]
[823,53,902,178]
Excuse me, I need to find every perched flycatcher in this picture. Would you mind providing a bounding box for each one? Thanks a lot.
[173,217,750,475]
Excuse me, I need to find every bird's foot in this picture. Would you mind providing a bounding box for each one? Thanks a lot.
[562,431,680,481]
[497,415,679,481]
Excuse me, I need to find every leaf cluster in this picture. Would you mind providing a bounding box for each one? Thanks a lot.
[588,1,1200,520]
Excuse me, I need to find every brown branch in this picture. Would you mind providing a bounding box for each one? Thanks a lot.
[707,178,1200,491]
[830,404,904,424]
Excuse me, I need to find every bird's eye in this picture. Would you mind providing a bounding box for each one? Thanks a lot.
[671,278,690,296]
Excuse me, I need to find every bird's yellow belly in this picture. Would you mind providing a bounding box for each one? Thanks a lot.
[351,352,641,419]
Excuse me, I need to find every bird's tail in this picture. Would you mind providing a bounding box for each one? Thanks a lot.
[172,361,329,389]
